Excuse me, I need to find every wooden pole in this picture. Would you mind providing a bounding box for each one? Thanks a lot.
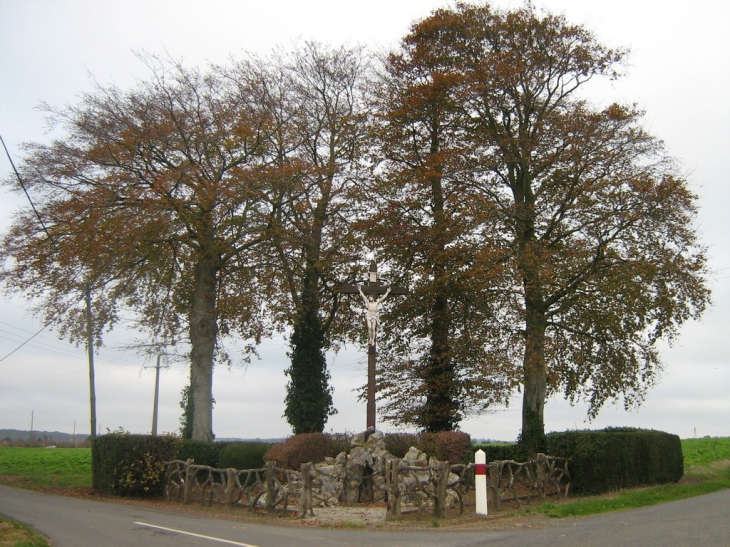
[367,343,376,430]
[85,287,97,441]
[152,354,161,435]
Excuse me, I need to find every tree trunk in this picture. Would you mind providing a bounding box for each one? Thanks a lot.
[521,301,548,453]
[423,289,458,431]
[513,173,548,453]
[284,265,333,434]
[190,252,218,442]
[422,150,458,432]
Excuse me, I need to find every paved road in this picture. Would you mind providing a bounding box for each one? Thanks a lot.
[1,485,729,547]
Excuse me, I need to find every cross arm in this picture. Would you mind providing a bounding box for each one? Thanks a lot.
[337,284,408,296]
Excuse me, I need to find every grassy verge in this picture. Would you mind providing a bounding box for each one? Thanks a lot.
[0,517,49,547]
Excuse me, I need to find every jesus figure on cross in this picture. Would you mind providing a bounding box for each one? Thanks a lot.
[358,285,391,346]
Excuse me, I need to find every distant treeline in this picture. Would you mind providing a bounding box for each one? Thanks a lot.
[0,429,90,447]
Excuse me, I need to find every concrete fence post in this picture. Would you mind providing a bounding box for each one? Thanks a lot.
[225,468,237,506]
[488,461,501,511]
[385,458,402,521]
[433,460,450,518]
[183,459,194,505]
[265,461,277,515]
[300,463,314,518]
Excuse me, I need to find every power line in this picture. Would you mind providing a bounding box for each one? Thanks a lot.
[0,134,54,243]
[0,134,97,363]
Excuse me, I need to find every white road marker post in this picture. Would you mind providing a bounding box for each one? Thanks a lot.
[475,449,488,516]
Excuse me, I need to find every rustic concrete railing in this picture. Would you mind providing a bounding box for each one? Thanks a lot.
[486,453,571,511]
[384,458,467,520]
[164,452,570,520]
[164,459,302,515]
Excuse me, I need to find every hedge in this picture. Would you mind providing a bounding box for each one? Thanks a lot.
[218,442,273,470]
[546,427,683,495]
[175,439,230,468]
[92,433,180,496]
[471,443,520,463]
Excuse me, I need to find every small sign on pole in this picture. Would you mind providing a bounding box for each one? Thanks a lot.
[475,449,488,515]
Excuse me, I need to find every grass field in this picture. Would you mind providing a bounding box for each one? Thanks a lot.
[681,437,730,467]
[0,448,90,546]
[0,447,91,489]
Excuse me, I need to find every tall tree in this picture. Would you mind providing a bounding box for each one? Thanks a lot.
[237,44,370,434]
[0,55,275,442]
[366,24,516,431]
[396,2,710,447]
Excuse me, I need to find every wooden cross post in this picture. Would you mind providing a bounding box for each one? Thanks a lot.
[338,261,407,430]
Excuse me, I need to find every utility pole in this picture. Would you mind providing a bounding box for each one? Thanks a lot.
[85,287,97,440]
[145,353,168,435]
[152,354,161,435]
[338,261,407,430]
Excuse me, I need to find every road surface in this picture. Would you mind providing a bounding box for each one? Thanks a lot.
[1,485,729,546]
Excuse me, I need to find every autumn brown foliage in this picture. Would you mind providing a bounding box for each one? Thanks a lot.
[0,3,710,444]
[366,2,709,441]
[264,433,352,470]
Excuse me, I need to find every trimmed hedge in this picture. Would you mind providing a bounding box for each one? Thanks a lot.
[176,439,230,468]
[472,443,520,463]
[546,427,683,495]
[92,433,180,496]
[218,442,273,470]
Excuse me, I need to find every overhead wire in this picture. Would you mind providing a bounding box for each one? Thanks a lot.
[0,133,87,361]
[0,134,189,424]
[0,133,120,363]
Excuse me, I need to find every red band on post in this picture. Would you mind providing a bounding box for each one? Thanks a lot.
[474,463,487,475]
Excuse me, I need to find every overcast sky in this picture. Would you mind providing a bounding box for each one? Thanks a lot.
[1,0,728,442]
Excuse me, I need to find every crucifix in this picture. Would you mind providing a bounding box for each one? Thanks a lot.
[338,261,407,430]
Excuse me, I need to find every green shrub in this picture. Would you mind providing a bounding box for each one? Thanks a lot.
[218,442,273,470]
[329,432,354,456]
[384,432,421,458]
[472,443,520,463]
[264,433,344,470]
[546,428,683,495]
[420,431,472,464]
[175,440,228,468]
[92,434,180,496]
